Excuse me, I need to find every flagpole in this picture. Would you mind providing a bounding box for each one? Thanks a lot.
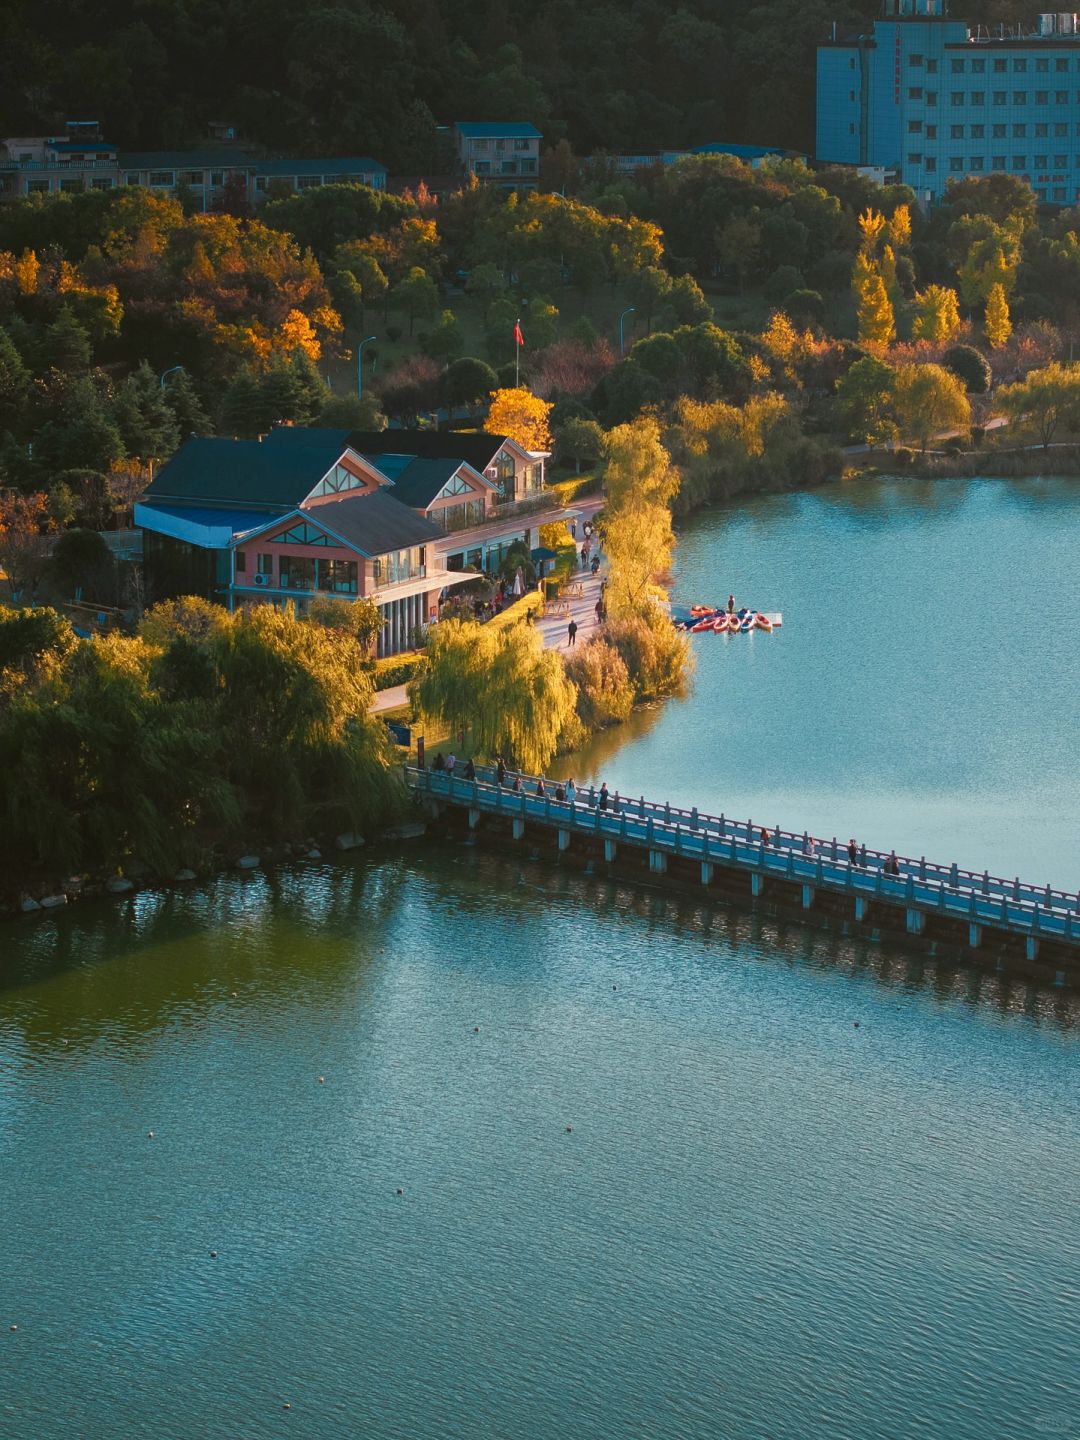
[515,317,520,387]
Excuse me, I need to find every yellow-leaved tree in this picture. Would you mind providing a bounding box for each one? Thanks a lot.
[856,271,896,350]
[486,386,554,452]
[887,203,912,251]
[858,208,886,253]
[911,284,961,343]
[984,282,1012,349]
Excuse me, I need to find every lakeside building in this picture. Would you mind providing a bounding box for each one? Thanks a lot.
[0,122,387,205]
[817,0,1080,205]
[451,122,542,190]
[135,426,563,656]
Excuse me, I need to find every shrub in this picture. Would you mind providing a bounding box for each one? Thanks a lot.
[371,652,425,690]
[605,607,692,700]
[564,638,634,730]
[784,289,825,325]
[970,424,985,447]
[892,447,914,467]
[943,344,992,394]
[763,265,805,304]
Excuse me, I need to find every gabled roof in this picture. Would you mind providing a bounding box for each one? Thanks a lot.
[387,457,494,508]
[350,429,523,473]
[144,435,354,509]
[302,491,443,556]
[455,122,542,139]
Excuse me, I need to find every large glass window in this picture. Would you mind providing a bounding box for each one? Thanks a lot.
[318,559,357,594]
[494,450,516,500]
[372,547,427,585]
[279,557,316,590]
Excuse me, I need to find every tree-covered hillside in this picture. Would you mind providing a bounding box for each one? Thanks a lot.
[0,0,1039,168]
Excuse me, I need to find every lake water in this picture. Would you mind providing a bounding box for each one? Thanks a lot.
[2,476,1079,1440]
[558,476,1080,890]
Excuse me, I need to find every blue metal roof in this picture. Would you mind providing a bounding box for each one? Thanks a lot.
[139,502,282,536]
[455,122,542,139]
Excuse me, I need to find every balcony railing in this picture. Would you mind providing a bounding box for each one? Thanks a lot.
[485,488,563,523]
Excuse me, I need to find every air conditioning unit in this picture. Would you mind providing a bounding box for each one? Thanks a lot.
[253,572,273,587]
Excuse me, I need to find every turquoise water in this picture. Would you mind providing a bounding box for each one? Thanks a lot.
[558,476,1080,889]
[3,476,1080,1439]
[1,854,1078,1440]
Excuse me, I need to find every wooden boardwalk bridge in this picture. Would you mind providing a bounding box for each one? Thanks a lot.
[405,765,1080,985]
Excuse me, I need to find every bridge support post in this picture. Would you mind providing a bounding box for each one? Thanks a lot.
[751,872,763,898]
[854,896,869,922]
[604,839,617,863]
[512,817,525,841]
[801,884,814,910]
[906,907,925,936]
[468,808,481,831]
[968,923,982,949]
[558,829,570,852]
[649,850,667,874]
[1026,936,1039,962]
[700,861,713,886]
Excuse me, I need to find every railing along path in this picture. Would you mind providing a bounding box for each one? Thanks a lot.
[404,764,1080,949]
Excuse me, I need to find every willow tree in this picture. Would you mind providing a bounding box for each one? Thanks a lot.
[999,362,1080,450]
[601,416,680,618]
[409,619,576,771]
[893,363,970,451]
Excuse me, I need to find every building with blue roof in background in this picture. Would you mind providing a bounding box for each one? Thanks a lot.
[452,122,542,190]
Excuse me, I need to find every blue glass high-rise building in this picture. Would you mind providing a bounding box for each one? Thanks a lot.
[817,0,1080,204]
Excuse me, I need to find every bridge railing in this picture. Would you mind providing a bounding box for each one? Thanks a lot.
[404,765,1079,942]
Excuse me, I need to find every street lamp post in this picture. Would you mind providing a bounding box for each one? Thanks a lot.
[159,365,183,389]
[618,306,636,358]
[357,335,377,400]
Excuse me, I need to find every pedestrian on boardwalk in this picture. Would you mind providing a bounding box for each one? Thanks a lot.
[761,827,770,847]
[566,777,577,804]
[433,751,446,771]
[555,782,566,802]
[804,834,817,857]
[511,774,522,793]
[496,757,507,785]
[590,554,600,576]
[536,778,546,797]
[595,597,604,624]
[612,790,621,814]
[885,850,900,875]
[599,782,609,811]
[464,757,476,781]
[728,594,736,614]
[567,619,578,647]
[859,842,868,867]
[848,838,858,866]
[580,544,589,571]
[446,752,456,774]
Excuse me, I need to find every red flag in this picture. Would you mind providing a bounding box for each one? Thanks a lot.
[513,319,524,347]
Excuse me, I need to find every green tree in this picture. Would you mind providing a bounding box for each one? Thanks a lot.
[113,360,181,462]
[442,357,498,417]
[422,309,465,361]
[556,416,604,473]
[0,327,31,427]
[893,363,971,451]
[466,262,505,305]
[626,266,672,334]
[835,355,898,447]
[943,345,992,395]
[42,307,92,372]
[392,266,439,336]
[49,528,116,602]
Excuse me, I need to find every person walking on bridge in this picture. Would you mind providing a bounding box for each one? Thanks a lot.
[848,838,859,866]
[599,782,609,811]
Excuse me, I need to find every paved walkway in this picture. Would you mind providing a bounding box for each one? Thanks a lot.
[371,508,607,716]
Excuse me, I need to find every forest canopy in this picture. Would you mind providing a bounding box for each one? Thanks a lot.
[0,0,1041,168]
